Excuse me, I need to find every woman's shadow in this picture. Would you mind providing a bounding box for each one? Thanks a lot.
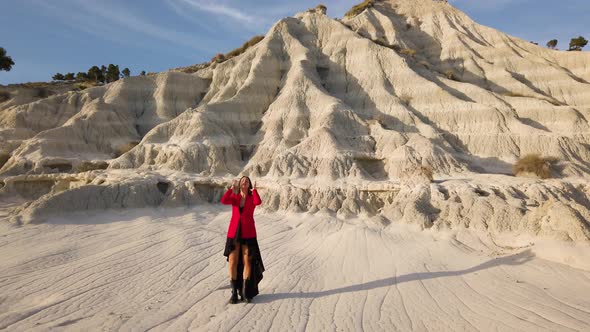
[255,249,534,303]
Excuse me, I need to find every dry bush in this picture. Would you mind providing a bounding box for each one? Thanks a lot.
[513,154,558,179]
[77,161,109,172]
[226,35,265,59]
[115,141,140,157]
[0,152,10,168]
[504,92,527,98]
[344,0,375,18]
[400,48,416,57]
[211,53,226,63]
[36,88,50,98]
[176,62,210,74]
[399,93,412,106]
[445,70,459,81]
[315,4,327,14]
[0,91,10,103]
[420,166,434,182]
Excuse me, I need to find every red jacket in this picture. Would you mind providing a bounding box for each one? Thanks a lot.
[221,189,262,239]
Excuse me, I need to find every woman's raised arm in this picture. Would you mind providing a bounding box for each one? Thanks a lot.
[252,181,261,206]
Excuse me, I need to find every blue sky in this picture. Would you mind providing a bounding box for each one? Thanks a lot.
[1,0,589,85]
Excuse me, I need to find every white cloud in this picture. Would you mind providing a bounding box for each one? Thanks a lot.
[174,0,258,24]
[31,0,215,54]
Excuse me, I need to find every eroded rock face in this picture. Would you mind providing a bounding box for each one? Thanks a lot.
[1,0,589,241]
[0,72,210,176]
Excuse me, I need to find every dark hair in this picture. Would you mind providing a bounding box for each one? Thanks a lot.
[239,176,253,195]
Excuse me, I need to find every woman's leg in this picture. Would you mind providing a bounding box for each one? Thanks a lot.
[242,244,251,280]
[228,245,240,280]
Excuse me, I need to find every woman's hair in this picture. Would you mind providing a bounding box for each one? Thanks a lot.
[240,176,253,195]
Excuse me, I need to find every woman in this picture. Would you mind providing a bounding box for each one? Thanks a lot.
[221,176,265,304]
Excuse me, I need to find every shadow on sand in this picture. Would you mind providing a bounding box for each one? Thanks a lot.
[255,249,534,303]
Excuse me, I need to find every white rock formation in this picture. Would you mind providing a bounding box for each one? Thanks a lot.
[1,0,589,242]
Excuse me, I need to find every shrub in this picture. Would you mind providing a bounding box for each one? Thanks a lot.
[399,93,412,106]
[0,91,10,103]
[211,53,226,63]
[226,35,265,59]
[315,4,327,14]
[445,70,459,81]
[513,154,558,179]
[344,0,375,18]
[546,39,558,49]
[400,48,416,57]
[36,88,50,98]
[568,36,588,51]
[0,47,15,72]
[420,166,433,182]
[503,92,527,98]
[77,161,109,172]
[115,141,140,157]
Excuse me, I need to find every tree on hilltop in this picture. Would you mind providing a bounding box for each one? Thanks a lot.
[76,72,89,81]
[0,47,15,72]
[121,67,130,78]
[52,73,65,81]
[106,64,120,83]
[546,39,558,49]
[568,36,588,51]
[100,65,107,83]
[88,66,103,83]
[64,72,75,80]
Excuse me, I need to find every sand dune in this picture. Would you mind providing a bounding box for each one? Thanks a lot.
[0,207,589,330]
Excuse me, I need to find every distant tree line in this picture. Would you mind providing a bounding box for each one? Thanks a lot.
[544,36,588,51]
[52,64,145,83]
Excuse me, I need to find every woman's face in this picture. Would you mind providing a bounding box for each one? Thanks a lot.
[240,177,250,191]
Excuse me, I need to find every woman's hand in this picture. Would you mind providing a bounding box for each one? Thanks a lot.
[231,179,239,194]
[253,181,257,190]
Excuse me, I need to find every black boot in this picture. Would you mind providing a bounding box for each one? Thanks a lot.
[237,279,244,302]
[229,279,239,304]
[243,279,252,303]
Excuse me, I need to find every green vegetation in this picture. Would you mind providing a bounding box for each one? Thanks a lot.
[344,0,375,18]
[0,91,10,102]
[140,71,146,76]
[513,154,558,179]
[568,36,588,51]
[52,63,136,83]
[106,64,120,83]
[546,39,558,49]
[0,47,14,72]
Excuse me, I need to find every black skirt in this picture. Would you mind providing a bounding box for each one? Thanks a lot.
[223,216,265,299]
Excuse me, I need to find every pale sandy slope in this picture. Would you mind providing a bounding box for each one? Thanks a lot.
[1,207,589,331]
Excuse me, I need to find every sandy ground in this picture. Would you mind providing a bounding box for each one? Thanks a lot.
[1,206,590,331]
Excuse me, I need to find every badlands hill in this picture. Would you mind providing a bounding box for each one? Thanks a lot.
[1,0,589,242]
